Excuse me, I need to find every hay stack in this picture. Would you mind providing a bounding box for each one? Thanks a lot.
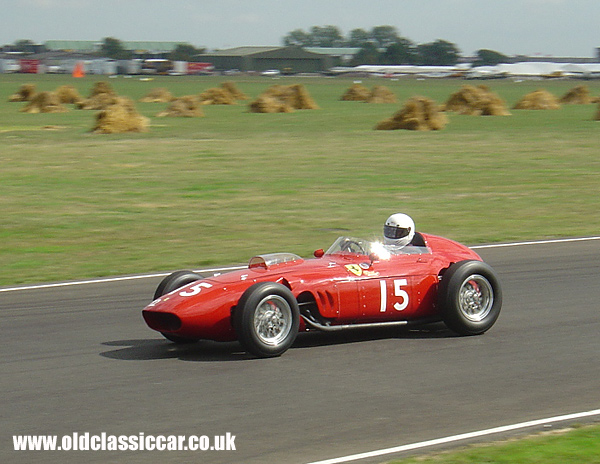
[559,85,594,104]
[443,85,510,116]
[248,84,318,113]
[375,96,448,131]
[20,92,68,113]
[92,97,149,134]
[513,89,560,110]
[366,85,397,104]
[265,84,319,109]
[77,81,119,109]
[140,87,174,103]
[9,84,36,102]
[221,81,248,100]
[89,81,115,97]
[248,95,294,113]
[55,85,83,105]
[341,83,371,101]
[443,85,481,114]
[156,96,204,117]
[198,87,237,105]
[76,92,120,110]
[286,84,319,109]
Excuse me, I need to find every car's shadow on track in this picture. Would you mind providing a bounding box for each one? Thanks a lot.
[293,323,457,350]
[100,323,457,362]
[100,339,251,362]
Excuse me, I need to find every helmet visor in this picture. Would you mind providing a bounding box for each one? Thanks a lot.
[384,224,411,240]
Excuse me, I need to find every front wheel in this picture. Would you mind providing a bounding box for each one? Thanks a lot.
[233,282,300,358]
[439,260,502,335]
[153,270,204,301]
[153,270,204,344]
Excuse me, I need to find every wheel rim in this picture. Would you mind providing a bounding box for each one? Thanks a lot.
[458,274,494,322]
[253,295,293,346]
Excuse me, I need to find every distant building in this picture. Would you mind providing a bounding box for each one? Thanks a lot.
[511,55,599,64]
[197,46,332,73]
[44,40,192,58]
[0,52,20,72]
[44,40,100,53]
[304,47,361,66]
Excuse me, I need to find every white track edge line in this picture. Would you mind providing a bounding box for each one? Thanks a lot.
[2,236,599,293]
[306,408,600,464]
[470,236,600,249]
[0,266,246,293]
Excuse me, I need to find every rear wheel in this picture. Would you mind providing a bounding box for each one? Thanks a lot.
[154,270,204,344]
[439,260,502,335]
[234,282,299,358]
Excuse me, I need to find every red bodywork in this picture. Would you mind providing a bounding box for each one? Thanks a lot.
[142,233,481,342]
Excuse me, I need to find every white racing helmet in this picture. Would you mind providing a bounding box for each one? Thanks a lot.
[383,213,415,248]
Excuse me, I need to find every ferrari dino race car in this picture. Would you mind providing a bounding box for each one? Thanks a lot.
[142,232,502,358]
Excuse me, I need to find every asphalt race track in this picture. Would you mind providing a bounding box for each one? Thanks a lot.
[2,238,599,464]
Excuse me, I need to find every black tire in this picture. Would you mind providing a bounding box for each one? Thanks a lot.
[439,260,502,335]
[233,282,300,358]
[154,270,204,344]
[153,270,203,301]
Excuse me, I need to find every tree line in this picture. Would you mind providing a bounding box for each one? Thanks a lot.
[4,29,511,67]
[3,38,206,62]
[99,38,207,61]
[283,25,510,66]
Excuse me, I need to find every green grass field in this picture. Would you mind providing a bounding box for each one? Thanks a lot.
[1,74,599,285]
[389,424,600,464]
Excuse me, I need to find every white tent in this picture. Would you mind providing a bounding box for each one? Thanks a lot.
[496,62,564,76]
[352,64,463,76]
[468,61,600,78]
[560,63,600,77]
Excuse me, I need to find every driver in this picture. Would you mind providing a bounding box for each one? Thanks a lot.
[383,213,415,249]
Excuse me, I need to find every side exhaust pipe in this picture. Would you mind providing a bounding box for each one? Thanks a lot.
[301,315,408,332]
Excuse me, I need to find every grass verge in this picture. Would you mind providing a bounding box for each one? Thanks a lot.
[389,424,600,464]
[1,74,599,285]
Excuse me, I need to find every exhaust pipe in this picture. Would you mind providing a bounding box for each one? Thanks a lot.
[301,314,408,332]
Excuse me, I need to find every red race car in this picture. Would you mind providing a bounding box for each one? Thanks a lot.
[142,218,502,358]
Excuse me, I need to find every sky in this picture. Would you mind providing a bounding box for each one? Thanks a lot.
[2,0,599,57]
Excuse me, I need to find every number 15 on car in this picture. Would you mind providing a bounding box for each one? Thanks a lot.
[380,278,409,312]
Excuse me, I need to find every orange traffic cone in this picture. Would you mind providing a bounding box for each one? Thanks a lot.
[72,62,85,78]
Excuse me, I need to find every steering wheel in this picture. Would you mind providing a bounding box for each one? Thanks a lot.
[340,239,366,254]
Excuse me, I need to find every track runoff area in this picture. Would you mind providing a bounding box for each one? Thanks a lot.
[2,236,600,463]
[2,235,599,294]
